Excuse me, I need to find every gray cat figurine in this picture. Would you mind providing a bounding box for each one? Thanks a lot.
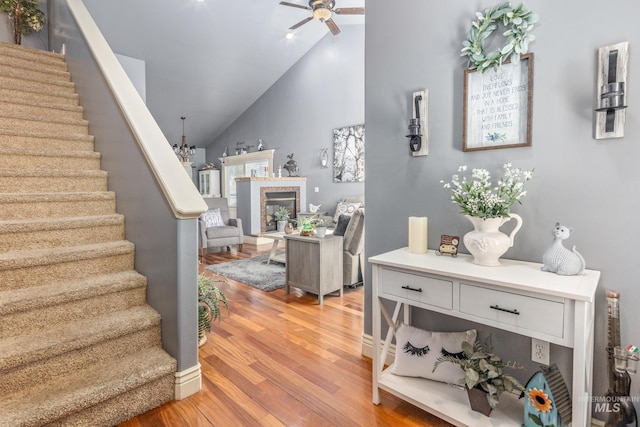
[541,223,586,275]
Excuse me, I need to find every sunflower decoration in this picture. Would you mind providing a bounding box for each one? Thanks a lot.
[528,388,553,413]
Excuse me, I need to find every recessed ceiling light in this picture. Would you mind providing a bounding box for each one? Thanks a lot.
[285,32,294,40]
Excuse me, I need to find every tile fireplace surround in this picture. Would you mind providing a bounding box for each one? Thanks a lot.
[236,177,307,236]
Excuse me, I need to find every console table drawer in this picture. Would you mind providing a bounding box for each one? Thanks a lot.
[380,268,452,310]
[459,284,565,338]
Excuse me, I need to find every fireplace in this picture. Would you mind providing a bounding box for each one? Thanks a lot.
[260,186,300,233]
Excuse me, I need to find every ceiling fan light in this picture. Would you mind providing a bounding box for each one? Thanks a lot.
[313,6,332,22]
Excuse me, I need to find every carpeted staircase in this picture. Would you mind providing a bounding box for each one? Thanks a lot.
[0,42,176,426]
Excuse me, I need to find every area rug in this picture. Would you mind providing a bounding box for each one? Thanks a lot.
[206,254,285,291]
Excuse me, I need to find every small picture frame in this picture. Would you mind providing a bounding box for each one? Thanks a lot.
[463,53,534,152]
[436,235,459,257]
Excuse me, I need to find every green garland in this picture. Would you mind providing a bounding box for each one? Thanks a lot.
[0,0,46,44]
[461,2,538,72]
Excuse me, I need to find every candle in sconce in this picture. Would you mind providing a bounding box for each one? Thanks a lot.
[408,216,428,253]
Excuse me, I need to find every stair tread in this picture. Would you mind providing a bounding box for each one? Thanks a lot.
[0,73,76,90]
[0,85,79,102]
[0,347,175,427]
[0,127,93,142]
[0,63,71,82]
[0,305,160,371]
[0,270,145,316]
[0,146,100,159]
[0,240,134,269]
[0,42,65,61]
[0,214,123,234]
[0,168,107,177]
[0,97,83,113]
[0,191,115,203]
[0,110,89,126]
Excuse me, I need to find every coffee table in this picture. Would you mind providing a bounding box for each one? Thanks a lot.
[262,231,293,265]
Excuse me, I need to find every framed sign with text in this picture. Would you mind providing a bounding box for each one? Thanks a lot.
[463,53,534,151]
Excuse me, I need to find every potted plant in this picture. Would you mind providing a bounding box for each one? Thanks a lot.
[273,206,290,232]
[197,273,230,347]
[299,217,316,236]
[433,337,524,416]
[313,218,328,238]
[0,0,46,45]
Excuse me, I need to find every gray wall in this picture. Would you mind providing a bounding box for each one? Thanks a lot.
[48,0,199,372]
[208,25,365,215]
[365,0,640,419]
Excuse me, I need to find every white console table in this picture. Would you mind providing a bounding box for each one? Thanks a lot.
[370,248,600,427]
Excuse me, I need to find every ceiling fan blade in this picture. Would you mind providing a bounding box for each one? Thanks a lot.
[325,18,341,35]
[279,1,311,10]
[333,7,364,15]
[290,16,314,30]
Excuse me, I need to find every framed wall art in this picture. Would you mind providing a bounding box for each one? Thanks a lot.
[463,53,534,152]
[333,124,365,183]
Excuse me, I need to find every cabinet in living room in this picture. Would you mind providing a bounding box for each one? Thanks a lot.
[285,234,343,304]
[198,169,220,198]
[369,248,600,427]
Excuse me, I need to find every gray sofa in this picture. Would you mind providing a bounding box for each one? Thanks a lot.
[339,208,364,287]
[198,197,243,256]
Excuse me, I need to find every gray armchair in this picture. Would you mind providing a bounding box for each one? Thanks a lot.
[340,208,364,287]
[198,198,244,256]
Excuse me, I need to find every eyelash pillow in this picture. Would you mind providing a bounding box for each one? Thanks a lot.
[391,323,477,384]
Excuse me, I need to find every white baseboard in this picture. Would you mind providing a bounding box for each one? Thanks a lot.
[360,333,603,427]
[174,363,201,400]
[361,332,395,366]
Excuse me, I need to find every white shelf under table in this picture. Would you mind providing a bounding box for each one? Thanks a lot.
[379,367,522,427]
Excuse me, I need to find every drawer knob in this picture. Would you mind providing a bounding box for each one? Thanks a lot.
[490,304,520,315]
[401,285,423,293]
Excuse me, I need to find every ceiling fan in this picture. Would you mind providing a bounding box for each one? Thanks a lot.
[279,0,364,36]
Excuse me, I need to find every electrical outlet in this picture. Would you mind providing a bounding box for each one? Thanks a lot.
[531,338,550,365]
[314,187,319,193]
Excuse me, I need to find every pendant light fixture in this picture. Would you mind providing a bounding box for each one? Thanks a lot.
[173,116,196,162]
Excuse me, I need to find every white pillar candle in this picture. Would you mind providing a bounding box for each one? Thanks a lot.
[408,216,428,254]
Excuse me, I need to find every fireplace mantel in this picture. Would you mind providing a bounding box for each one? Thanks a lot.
[236,178,307,236]
[236,177,307,182]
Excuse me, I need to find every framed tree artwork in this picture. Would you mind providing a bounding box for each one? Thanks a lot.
[333,124,364,183]
[463,53,534,152]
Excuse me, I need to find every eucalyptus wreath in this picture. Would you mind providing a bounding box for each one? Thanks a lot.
[0,0,45,44]
[461,2,538,72]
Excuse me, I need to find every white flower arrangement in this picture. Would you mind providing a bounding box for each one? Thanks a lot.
[441,163,533,219]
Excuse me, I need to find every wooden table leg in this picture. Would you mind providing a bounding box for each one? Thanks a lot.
[267,239,279,264]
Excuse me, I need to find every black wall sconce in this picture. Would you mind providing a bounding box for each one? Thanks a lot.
[595,41,629,139]
[406,89,428,156]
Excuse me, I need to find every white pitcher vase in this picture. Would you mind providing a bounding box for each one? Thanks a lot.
[463,213,523,266]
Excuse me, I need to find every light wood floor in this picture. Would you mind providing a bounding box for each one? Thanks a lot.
[119,246,453,426]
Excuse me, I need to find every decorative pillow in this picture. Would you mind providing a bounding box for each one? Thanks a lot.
[391,323,477,385]
[333,214,351,236]
[333,201,361,222]
[202,208,225,228]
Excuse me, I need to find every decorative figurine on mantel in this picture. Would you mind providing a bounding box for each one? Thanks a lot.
[283,153,299,177]
[541,223,586,276]
[309,203,322,213]
[257,139,264,151]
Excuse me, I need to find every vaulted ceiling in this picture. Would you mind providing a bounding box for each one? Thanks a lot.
[82,0,365,149]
